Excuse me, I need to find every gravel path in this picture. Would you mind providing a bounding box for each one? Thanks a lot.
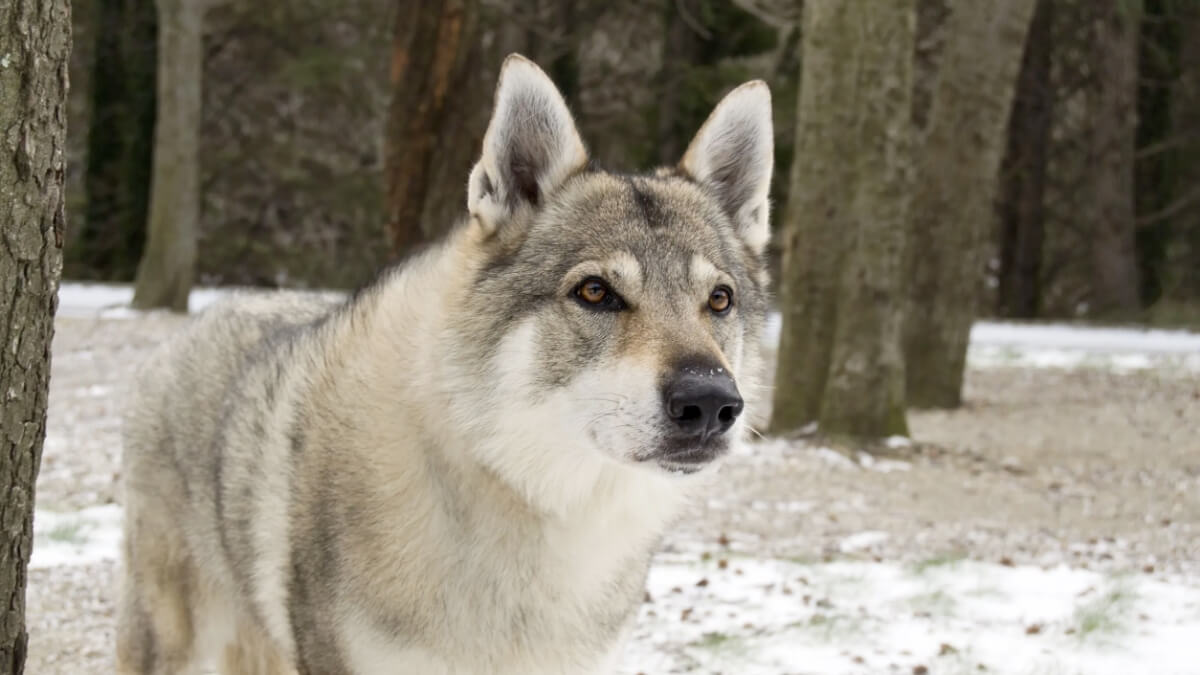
[26,312,1200,673]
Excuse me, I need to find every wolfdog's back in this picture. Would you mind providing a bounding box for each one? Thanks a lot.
[117,291,337,673]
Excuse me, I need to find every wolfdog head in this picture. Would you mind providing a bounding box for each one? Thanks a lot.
[443,55,772,498]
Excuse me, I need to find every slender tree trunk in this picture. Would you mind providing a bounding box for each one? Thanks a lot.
[904,0,1038,409]
[131,0,204,311]
[771,0,913,439]
[1165,4,1200,302]
[997,0,1053,319]
[1086,0,1143,316]
[0,0,70,670]
[384,0,483,256]
[73,0,156,281]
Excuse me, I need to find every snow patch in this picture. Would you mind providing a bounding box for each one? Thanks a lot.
[839,530,890,552]
[623,554,1200,675]
[763,313,1200,372]
[55,282,345,318]
[31,504,123,569]
[28,502,1200,675]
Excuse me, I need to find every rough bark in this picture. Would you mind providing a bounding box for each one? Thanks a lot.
[131,0,204,312]
[1085,0,1143,316]
[771,0,913,439]
[904,0,1038,409]
[997,0,1053,319]
[73,0,156,281]
[384,0,483,257]
[0,0,70,671]
[912,0,951,132]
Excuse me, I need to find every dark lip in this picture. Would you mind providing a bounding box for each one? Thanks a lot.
[652,438,729,466]
[658,447,719,464]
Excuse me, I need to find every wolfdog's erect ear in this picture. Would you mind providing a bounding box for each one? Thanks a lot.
[467,54,588,235]
[679,82,774,253]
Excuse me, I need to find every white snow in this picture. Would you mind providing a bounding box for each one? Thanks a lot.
[32,502,1200,675]
[31,504,123,569]
[969,321,1200,354]
[763,312,1200,373]
[623,552,1200,675]
[55,282,344,318]
[838,530,890,552]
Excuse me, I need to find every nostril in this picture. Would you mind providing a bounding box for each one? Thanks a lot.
[663,368,743,438]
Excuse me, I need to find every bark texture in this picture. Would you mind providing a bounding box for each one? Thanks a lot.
[131,0,204,311]
[771,0,913,439]
[1086,0,1143,316]
[384,0,483,256]
[997,0,1053,319]
[0,0,70,671]
[904,0,1038,409]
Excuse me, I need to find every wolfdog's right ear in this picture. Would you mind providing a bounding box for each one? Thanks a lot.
[467,54,588,236]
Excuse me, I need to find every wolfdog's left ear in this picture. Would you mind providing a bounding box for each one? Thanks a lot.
[680,82,774,253]
[468,54,588,235]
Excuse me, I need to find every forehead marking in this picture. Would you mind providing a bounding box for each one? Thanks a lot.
[626,178,668,229]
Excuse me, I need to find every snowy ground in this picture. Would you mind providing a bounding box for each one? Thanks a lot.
[27,283,1200,674]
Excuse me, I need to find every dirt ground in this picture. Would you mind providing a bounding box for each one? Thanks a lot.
[25,313,1200,673]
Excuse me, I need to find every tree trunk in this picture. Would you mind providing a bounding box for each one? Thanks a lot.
[1165,3,1200,303]
[771,0,913,439]
[384,0,483,257]
[131,0,204,312]
[1086,0,1142,316]
[904,0,1038,409]
[0,0,70,670]
[997,0,1053,319]
[73,0,156,281]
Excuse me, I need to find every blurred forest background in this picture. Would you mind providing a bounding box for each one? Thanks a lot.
[59,0,1200,436]
[65,0,1200,323]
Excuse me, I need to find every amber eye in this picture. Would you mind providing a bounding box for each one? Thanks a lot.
[579,279,608,304]
[574,277,626,311]
[708,286,733,314]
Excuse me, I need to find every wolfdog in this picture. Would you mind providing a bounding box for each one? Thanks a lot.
[117,54,773,674]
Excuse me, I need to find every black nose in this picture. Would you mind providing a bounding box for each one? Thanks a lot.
[663,370,743,442]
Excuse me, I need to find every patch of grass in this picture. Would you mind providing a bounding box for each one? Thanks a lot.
[911,552,967,574]
[1072,580,1136,639]
[692,631,735,650]
[798,612,866,642]
[46,521,86,544]
[908,590,957,616]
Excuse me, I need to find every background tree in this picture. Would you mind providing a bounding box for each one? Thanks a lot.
[0,0,70,670]
[1167,2,1200,303]
[1086,0,1143,316]
[384,0,485,255]
[904,0,1038,409]
[68,0,156,282]
[770,0,913,439]
[996,0,1053,319]
[131,0,207,311]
